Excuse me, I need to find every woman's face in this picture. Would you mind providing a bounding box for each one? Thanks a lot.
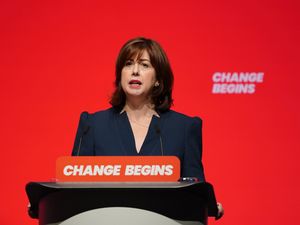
[121,50,157,101]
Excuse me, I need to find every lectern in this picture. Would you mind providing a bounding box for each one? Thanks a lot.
[26,182,218,225]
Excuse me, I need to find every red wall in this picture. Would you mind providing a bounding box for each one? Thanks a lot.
[1,0,299,224]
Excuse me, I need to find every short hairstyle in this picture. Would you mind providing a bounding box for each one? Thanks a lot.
[110,37,174,112]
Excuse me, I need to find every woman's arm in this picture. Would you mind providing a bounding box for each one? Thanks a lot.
[182,117,205,182]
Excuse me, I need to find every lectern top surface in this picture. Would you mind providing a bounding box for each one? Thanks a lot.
[37,181,199,189]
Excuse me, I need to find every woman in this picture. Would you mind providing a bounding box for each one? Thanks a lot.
[72,37,223,217]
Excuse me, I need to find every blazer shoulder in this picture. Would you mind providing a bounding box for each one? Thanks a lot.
[78,107,117,126]
[91,107,116,117]
[163,110,202,124]
[87,107,117,119]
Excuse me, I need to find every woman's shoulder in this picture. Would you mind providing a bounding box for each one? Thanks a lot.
[79,107,117,123]
[162,110,203,134]
[161,109,202,124]
[91,107,117,116]
[92,107,120,120]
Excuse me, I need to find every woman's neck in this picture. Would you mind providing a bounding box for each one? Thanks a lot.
[124,100,156,121]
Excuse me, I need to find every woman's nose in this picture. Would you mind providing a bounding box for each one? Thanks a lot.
[132,63,139,75]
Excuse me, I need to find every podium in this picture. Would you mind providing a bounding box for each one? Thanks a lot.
[26,182,218,225]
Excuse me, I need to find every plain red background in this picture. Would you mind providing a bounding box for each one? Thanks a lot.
[0,0,299,224]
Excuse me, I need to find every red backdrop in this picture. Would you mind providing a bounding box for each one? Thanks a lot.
[1,0,299,224]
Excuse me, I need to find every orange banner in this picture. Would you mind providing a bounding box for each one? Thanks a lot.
[56,156,180,182]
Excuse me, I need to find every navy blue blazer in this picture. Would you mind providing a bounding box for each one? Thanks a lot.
[72,107,205,181]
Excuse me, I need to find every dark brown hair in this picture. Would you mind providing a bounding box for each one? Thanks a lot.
[110,37,174,112]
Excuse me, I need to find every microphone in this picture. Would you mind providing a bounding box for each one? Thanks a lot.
[76,112,90,156]
[77,125,90,156]
[154,125,164,156]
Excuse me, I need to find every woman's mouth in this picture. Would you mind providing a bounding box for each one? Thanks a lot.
[129,80,142,88]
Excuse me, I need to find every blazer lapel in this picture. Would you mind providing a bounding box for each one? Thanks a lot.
[114,111,164,156]
[139,116,162,156]
[114,111,138,156]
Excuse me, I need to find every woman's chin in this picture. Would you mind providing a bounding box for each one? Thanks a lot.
[125,88,143,96]
[125,91,150,100]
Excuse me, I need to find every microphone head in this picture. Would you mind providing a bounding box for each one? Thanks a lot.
[82,125,90,135]
[154,125,161,134]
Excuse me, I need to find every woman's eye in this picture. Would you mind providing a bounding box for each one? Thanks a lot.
[141,63,149,68]
[125,61,133,66]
